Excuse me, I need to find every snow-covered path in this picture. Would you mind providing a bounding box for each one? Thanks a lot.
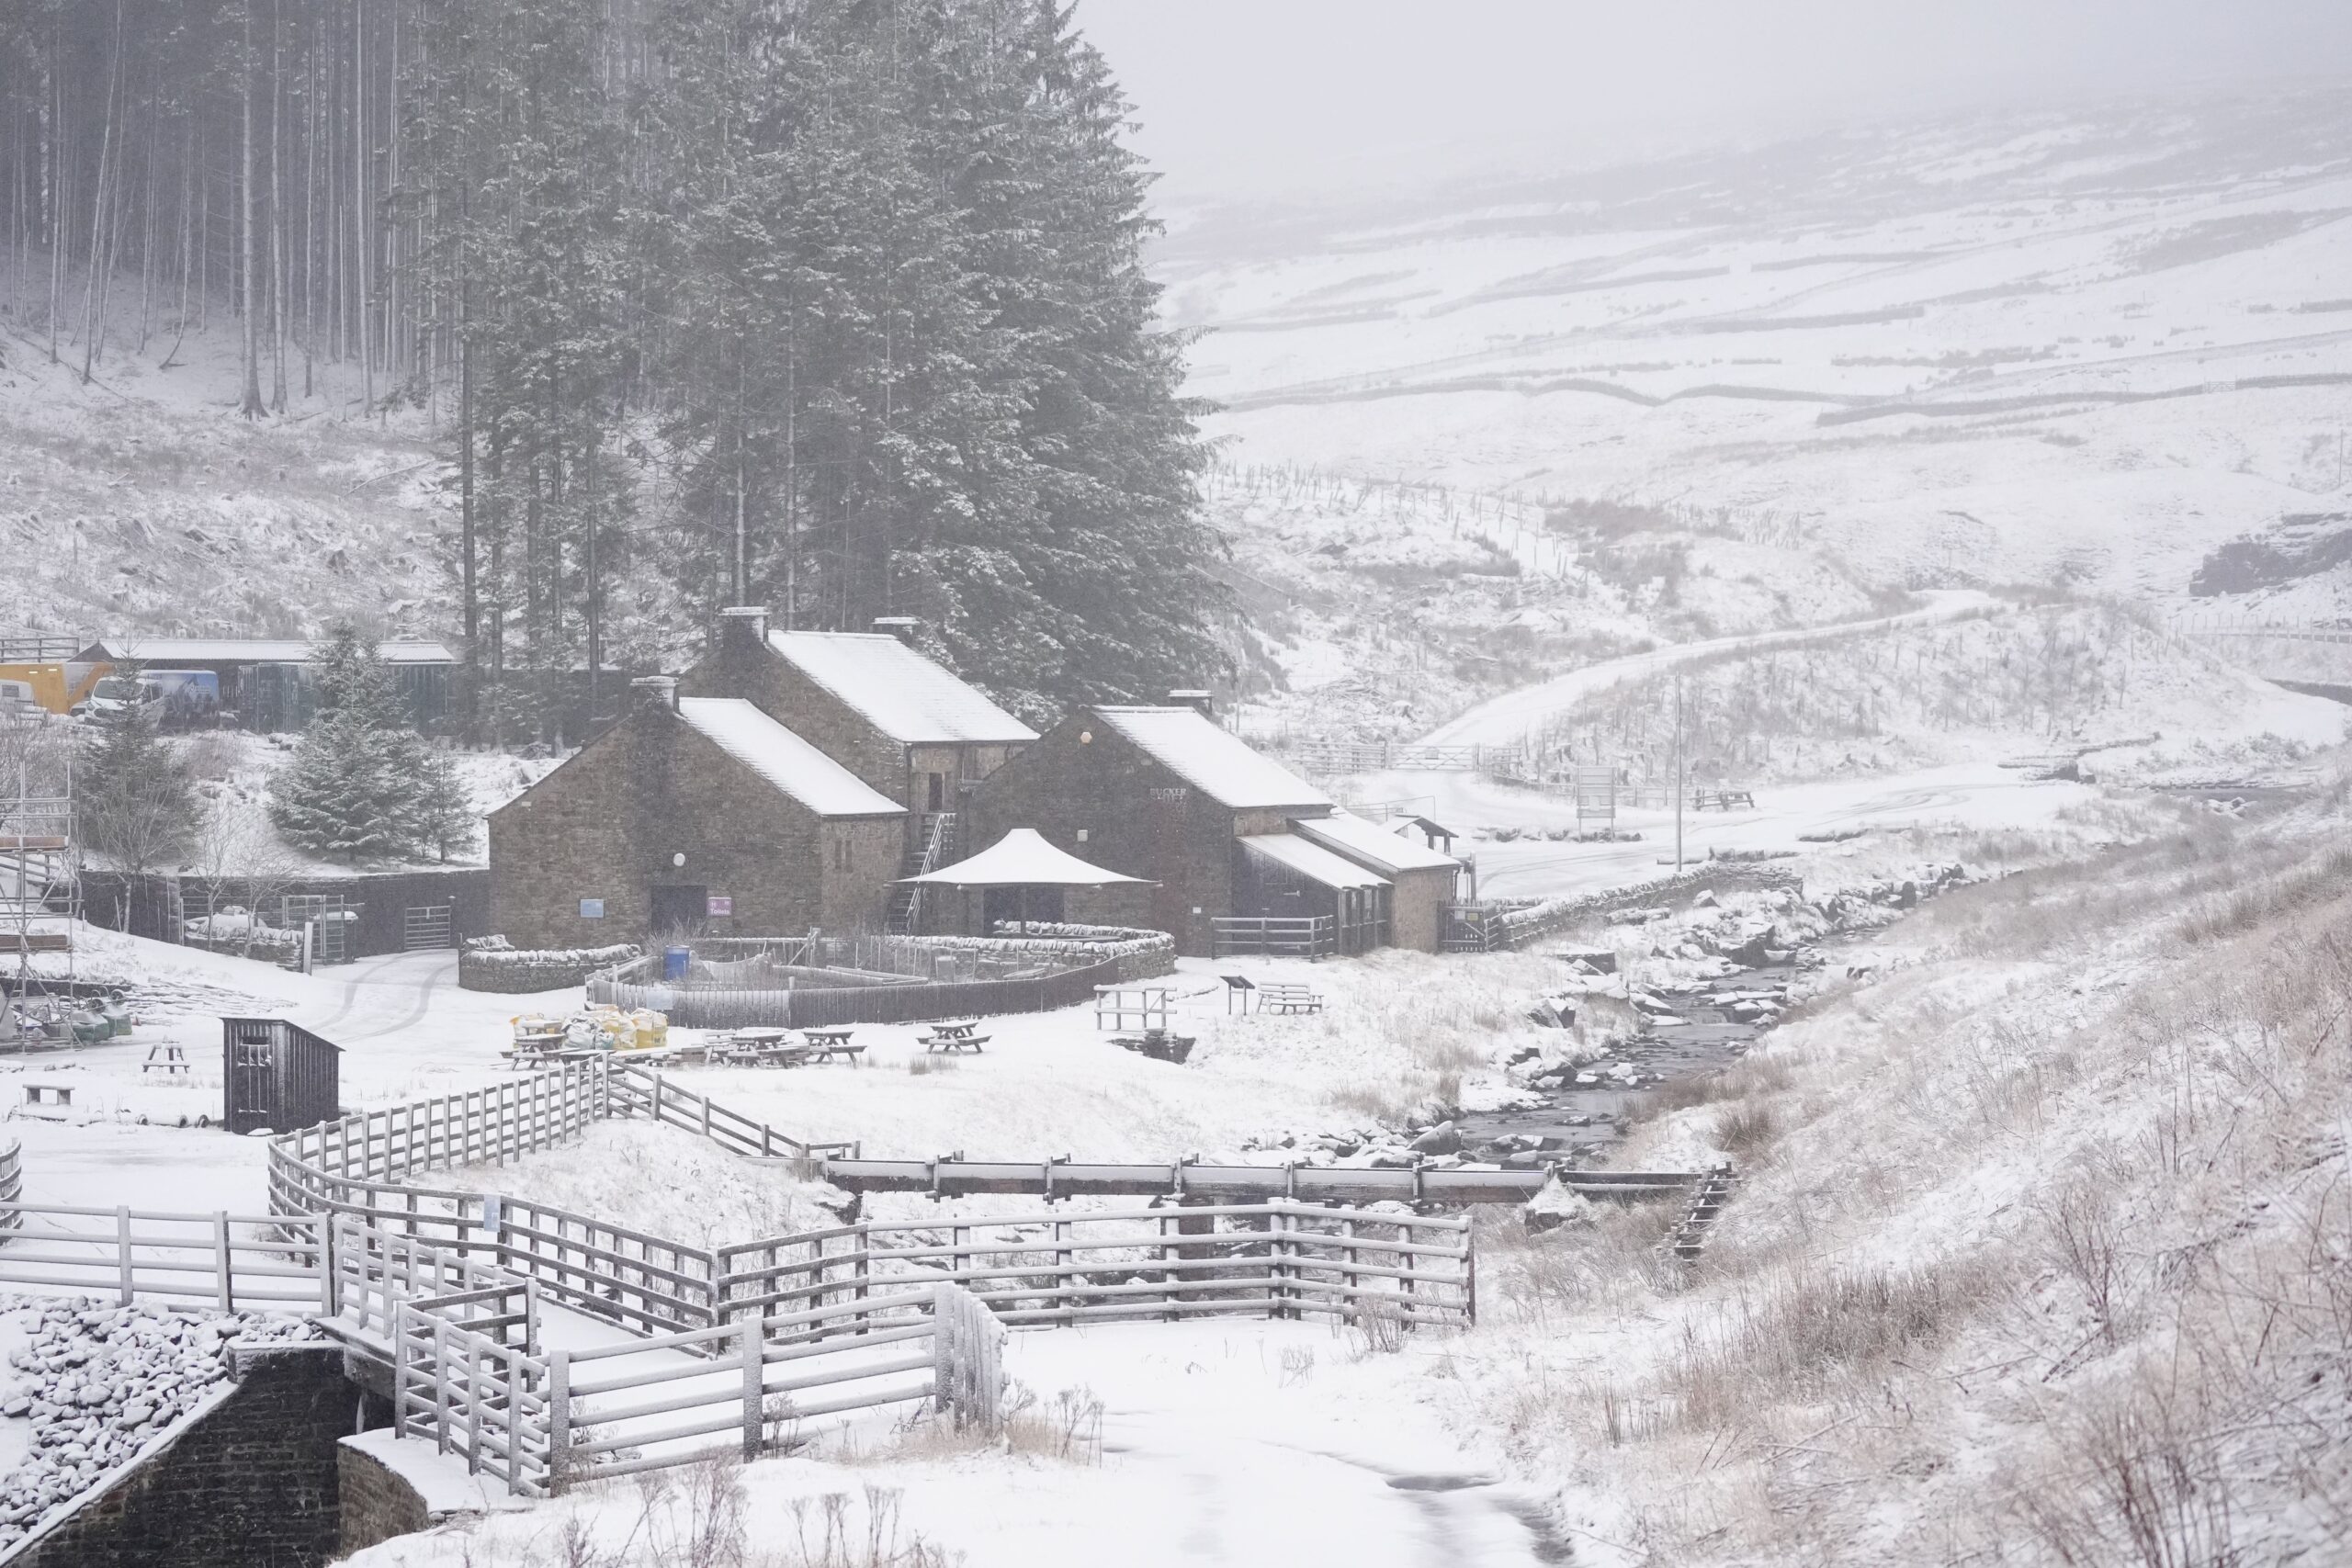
[1419,588,1997,750]
[888,1322,1561,1568]
[1372,760,2098,902]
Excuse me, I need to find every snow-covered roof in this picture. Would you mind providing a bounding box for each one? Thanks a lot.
[904,829,1152,887]
[673,698,905,818]
[765,632,1036,747]
[76,637,457,665]
[1292,812,1462,874]
[1091,707,1334,811]
[1238,832,1391,890]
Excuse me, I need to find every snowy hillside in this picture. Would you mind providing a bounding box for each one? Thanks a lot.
[0,301,451,643]
[1172,91,2352,628]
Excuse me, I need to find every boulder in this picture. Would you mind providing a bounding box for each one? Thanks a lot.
[1409,1122,1464,1156]
[1522,1174,1598,1235]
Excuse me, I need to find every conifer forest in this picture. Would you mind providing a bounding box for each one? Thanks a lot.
[0,0,1228,725]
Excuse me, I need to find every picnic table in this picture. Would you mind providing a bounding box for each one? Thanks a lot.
[717,1029,812,1067]
[799,1028,865,1065]
[922,1021,989,1054]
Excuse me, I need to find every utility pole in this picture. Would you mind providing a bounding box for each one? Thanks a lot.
[1674,674,1686,874]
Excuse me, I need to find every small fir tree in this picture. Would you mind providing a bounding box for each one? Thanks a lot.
[409,754,477,863]
[269,626,468,863]
[77,691,198,877]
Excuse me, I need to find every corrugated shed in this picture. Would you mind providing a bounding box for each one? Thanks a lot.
[77,637,457,665]
[1292,812,1462,873]
[1238,832,1391,890]
[674,698,906,818]
[1091,706,1334,811]
[765,631,1036,745]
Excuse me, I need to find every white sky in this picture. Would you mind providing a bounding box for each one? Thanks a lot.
[1074,1,2352,203]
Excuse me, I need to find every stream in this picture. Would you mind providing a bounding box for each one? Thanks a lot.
[1453,953,1815,1165]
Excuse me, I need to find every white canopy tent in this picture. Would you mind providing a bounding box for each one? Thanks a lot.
[903,829,1151,888]
[898,829,1155,933]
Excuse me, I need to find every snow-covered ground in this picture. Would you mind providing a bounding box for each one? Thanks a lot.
[1183,92,2352,733]
[339,1317,1564,1568]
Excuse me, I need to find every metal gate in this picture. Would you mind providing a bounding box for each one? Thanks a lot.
[281,894,355,964]
[402,904,453,952]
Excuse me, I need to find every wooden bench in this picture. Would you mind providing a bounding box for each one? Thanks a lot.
[804,1040,867,1065]
[1259,982,1324,1015]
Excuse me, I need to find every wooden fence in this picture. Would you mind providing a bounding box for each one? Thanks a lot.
[0,1142,17,1228]
[1211,917,1335,959]
[0,1202,328,1311]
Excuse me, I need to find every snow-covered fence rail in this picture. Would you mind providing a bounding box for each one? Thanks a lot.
[933,1280,1005,1431]
[393,1291,553,1496]
[818,1155,1702,1205]
[332,1217,537,1343]
[268,1065,855,1344]
[1212,916,1336,959]
[271,1068,608,1198]
[545,1287,953,1484]
[603,1062,859,1162]
[0,1202,329,1310]
[1276,740,1492,774]
[858,1203,1472,1329]
[709,1202,1476,1332]
[0,1141,18,1228]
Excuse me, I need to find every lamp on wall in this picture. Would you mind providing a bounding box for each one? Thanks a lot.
[672,852,686,868]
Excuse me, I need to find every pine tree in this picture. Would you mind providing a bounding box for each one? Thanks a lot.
[408,751,476,863]
[270,625,465,862]
[77,693,198,877]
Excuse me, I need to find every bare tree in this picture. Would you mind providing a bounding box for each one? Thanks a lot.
[187,793,302,956]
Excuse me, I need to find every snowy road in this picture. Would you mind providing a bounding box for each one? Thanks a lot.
[1360,760,2098,902]
[1419,589,1998,750]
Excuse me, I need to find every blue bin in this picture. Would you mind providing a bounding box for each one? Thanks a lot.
[662,945,692,982]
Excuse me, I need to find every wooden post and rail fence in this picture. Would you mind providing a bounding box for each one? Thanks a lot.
[0,1063,1488,1497]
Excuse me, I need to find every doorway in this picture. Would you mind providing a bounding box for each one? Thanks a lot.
[649,884,707,940]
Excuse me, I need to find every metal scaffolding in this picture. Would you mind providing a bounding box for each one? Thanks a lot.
[4,750,78,999]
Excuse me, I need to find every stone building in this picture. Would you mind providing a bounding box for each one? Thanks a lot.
[679,609,1036,836]
[487,679,905,949]
[967,700,1460,957]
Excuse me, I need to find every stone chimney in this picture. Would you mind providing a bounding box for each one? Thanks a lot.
[871,616,920,645]
[1169,689,1215,723]
[631,675,679,713]
[718,605,769,655]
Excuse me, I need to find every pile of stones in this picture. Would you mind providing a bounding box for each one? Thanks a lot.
[0,1297,320,1550]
